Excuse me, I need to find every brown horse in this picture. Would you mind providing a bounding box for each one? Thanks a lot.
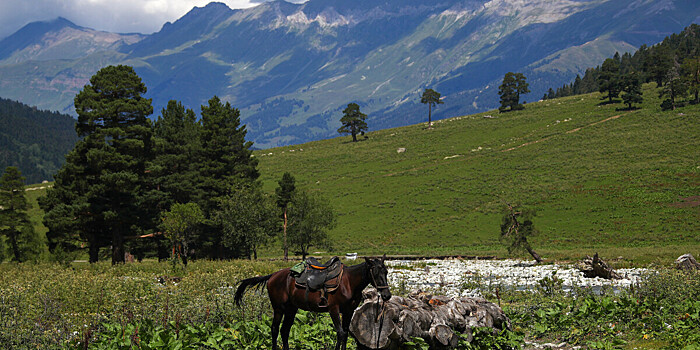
[234,256,392,350]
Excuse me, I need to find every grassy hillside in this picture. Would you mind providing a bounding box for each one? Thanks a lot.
[255,84,699,262]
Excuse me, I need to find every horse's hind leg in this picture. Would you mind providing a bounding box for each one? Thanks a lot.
[271,308,283,350]
[280,306,297,350]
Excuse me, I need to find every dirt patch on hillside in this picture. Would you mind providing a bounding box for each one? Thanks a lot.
[669,195,700,208]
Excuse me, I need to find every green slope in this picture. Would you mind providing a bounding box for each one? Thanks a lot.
[255,84,700,261]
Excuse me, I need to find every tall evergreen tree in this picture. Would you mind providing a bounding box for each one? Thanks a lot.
[275,172,296,261]
[193,96,259,259]
[337,103,368,142]
[43,65,154,264]
[659,61,687,110]
[681,56,700,104]
[598,58,622,102]
[0,166,33,262]
[142,100,202,260]
[498,72,530,112]
[40,138,105,263]
[621,71,643,109]
[420,88,443,126]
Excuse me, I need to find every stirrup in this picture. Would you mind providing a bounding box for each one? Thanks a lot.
[319,296,328,307]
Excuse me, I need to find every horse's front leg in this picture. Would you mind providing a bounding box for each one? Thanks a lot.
[271,308,283,350]
[329,306,347,350]
[340,308,355,350]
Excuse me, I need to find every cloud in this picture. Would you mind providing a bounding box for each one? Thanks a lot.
[0,0,301,39]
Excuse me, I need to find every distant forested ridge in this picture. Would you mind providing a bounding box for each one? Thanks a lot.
[545,24,700,100]
[0,97,77,183]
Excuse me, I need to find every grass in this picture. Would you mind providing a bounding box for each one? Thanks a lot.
[254,84,700,262]
[19,84,699,265]
[2,259,698,349]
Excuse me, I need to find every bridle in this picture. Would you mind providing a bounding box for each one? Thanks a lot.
[368,262,390,349]
[369,264,390,291]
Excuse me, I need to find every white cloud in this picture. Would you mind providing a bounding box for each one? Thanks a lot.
[0,0,293,39]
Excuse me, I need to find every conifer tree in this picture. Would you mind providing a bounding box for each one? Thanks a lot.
[44,65,153,264]
[0,167,33,262]
[498,72,530,112]
[193,96,259,259]
[621,71,643,109]
[420,88,443,126]
[598,58,622,102]
[337,103,368,142]
[142,100,202,260]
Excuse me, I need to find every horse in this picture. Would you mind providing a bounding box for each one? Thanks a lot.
[234,256,392,350]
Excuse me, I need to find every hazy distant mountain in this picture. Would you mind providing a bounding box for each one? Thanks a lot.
[0,0,698,148]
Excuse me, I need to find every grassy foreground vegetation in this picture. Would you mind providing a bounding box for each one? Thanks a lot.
[1,260,698,349]
[255,84,699,261]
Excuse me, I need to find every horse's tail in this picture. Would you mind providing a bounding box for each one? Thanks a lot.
[234,273,273,306]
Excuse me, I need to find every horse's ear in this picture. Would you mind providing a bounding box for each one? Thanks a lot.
[381,254,386,262]
[364,257,371,264]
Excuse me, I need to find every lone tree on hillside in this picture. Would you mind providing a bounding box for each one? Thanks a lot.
[500,203,543,263]
[0,166,34,262]
[275,172,296,261]
[498,72,530,112]
[420,88,443,127]
[337,103,368,142]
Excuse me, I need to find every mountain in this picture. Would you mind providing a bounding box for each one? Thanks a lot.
[0,0,698,148]
[0,17,144,64]
[0,97,78,184]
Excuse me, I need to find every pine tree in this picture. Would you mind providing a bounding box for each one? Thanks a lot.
[44,65,154,264]
[621,72,643,109]
[498,72,530,112]
[193,96,259,259]
[659,60,687,110]
[420,88,443,126]
[40,138,106,263]
[142,100,202,260]
[0,167,33,262]
[681,56,700,104]
[337,103,368,142]
[598,58,622,102]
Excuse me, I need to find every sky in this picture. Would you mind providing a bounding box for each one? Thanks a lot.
[0,0,304,40]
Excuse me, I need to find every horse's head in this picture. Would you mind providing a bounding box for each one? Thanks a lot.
[365,254,392,301]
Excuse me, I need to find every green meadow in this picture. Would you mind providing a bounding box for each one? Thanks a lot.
[255,84,699,263]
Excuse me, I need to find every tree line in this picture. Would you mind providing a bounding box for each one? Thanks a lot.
[1,65,335,264]
[0,97,78,184]
[543,24,700,110]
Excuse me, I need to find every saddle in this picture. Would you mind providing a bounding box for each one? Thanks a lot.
[293,256,344,307]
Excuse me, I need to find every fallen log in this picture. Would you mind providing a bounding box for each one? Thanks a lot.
[350,289,510,349]
[675,254,700,271]
[577,253,621,279]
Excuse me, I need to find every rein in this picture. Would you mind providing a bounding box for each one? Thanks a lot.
[369,264,389,348]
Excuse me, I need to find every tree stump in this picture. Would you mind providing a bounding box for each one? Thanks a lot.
[350,289,510,349]
[577,253,621,279]
[675,254,700,271]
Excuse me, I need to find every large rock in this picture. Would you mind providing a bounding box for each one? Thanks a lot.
[675,254,700,271]
[350,289,510,349]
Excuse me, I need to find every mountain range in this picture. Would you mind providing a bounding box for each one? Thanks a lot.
[0,0,698,148]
